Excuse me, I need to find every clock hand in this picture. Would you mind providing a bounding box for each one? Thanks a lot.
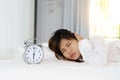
[33,52,35,63]
[33,52,35,59]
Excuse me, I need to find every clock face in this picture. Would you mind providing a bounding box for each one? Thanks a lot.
[24,45,44,64]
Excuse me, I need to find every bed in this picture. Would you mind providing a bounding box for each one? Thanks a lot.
[0,43,120,80]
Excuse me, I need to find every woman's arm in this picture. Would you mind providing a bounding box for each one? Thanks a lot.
[79,38,107,65]
[74,33,107,65]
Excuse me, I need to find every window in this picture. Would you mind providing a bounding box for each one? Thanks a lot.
[89,0,120,41]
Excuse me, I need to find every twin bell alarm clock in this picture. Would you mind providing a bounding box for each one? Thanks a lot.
[23,38,44,64]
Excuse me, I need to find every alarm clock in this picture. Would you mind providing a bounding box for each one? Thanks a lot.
[23,38,44,64]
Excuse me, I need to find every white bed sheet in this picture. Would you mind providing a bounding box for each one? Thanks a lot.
[0,43,120,80]
[0,58,120,80]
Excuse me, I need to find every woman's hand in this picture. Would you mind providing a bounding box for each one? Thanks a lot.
[74,33,84,41]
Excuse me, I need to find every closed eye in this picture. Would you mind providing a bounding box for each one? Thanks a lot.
[61,41,71,53]
[67,41,71,47]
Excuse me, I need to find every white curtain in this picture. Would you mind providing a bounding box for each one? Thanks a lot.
[63,0,90,38]
[89,0,120,41]
[0,0,34,59]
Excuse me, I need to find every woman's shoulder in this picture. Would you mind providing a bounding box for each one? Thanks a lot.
[79,36,104,43]
[88,36,108,46]
[89,36,104,41]
[78,38,90,46]
[78,36,107,46]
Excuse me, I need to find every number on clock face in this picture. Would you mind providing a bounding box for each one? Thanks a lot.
[25,45,43,64]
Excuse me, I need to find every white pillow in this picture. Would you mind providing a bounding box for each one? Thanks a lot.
[108,40,120,62]
[42,43,57,60]
[0,48,14,60]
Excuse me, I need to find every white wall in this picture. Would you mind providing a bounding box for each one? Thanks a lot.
[0,0,34,59]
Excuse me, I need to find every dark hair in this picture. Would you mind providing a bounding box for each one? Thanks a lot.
[48,29,78,60]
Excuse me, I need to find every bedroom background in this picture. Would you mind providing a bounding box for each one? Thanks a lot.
[0,0,34,59]
[0,0,120,60]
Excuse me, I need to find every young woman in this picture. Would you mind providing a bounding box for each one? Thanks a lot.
[48,29,120,64]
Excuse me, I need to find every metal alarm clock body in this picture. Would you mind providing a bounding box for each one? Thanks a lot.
[23,39,44,64]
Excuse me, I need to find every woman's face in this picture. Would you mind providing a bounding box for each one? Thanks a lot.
[59,38,80,60]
